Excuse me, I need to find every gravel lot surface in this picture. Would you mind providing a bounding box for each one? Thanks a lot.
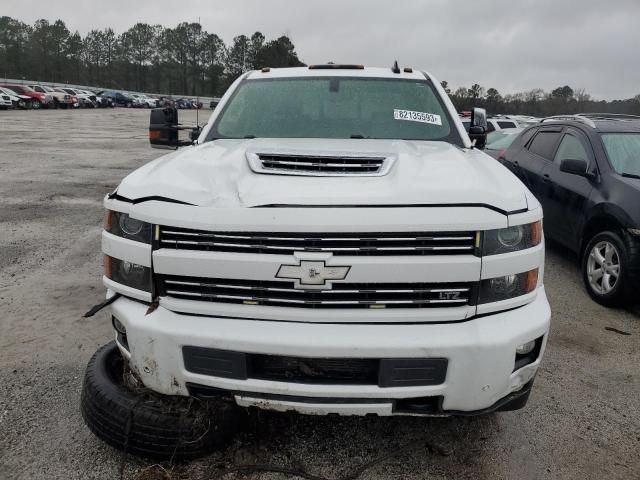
[0,109,638,480]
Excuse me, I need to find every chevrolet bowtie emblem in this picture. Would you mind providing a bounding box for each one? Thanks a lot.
[276,260,351,289]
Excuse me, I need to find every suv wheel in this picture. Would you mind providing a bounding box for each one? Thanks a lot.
[582,231,635,307]
[32,99,41,109]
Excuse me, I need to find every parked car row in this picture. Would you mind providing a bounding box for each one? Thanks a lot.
[0,84,215,111]
[158,97,204,109]
[0,84,112,109]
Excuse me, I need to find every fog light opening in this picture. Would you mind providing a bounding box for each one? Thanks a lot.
[112,315,126,335]
[112,316,129,352]
[516,340,536,355]
[513,336,544,372]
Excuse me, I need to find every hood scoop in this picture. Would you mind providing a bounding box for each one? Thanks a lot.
[246,148,396,177]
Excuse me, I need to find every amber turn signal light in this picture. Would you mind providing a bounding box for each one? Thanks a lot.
[530,221,542,247]
[104,255,113,279]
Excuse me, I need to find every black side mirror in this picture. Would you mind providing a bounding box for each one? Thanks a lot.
[559,158,593,178]
[189,126,202,142]
[469,107,488,149]
[149,107,181,149]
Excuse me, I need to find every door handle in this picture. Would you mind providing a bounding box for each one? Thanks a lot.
[542,173,551,183]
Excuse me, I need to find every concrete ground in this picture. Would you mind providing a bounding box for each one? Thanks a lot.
[0,109,638,480]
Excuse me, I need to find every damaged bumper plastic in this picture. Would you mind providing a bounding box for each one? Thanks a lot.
[111,288,550,415]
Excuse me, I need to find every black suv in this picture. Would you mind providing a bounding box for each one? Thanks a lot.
[499,114,640,306]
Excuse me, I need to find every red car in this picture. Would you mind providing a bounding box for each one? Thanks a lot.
[0,85,53,109]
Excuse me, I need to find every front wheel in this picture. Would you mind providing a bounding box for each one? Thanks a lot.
[582,231,637,307]
[32,99,42,109]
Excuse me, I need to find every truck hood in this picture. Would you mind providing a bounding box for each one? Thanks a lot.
[116,138,529,213]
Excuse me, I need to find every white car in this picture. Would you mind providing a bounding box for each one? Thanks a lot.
[0,92,12,109]
[129,93,158,108]
[0,87,30,108]
[461,116,519,133]
[83,65,550,458]
[60,88,96,108]
[29,84,74,108]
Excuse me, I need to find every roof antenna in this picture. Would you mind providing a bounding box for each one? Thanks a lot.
[391,60,400,74]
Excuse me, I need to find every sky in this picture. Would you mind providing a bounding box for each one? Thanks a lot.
[4,0,640,100]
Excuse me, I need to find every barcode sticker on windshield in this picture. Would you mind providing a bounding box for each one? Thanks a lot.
[394,109,442,126]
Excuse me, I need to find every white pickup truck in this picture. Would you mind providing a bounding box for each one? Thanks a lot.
[83,64,550,459]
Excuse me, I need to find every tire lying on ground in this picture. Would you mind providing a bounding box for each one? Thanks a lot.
[81,342,240,460]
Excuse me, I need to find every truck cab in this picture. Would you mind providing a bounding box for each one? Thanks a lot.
[100,65,550,417]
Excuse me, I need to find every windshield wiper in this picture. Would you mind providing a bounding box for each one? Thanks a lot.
[621,173,640,179]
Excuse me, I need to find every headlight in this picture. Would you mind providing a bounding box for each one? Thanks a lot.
[104,255,152,292]
[478,269,538,304]
[482,221,542,256]
[105,210,152,244]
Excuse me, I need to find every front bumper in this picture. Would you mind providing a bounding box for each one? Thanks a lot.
[111,288,550,415]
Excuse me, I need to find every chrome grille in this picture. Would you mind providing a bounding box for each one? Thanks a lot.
[246,150,396,176]
[160,275,474,309]
[259,154,384,174]
[159,227,476,256]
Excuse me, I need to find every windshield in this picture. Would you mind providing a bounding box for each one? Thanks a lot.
[601,133,640,177]
[209,77,460,144]
[487,130,522,150]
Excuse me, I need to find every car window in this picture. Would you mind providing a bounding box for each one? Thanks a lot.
[487,122,496,133]
[498,121,517,129]
[601,133,640,176]
[487,131,507,144]
[528,131,561,159]
[554,134,589,164]
[519,127,537,146]
[487,132,520,150]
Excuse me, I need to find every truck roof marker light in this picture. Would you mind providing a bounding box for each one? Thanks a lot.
[261,67,271,73]
[243,300,258,305]
[308,64,364,70]
[403,67,413,73]
[369,304,386,309]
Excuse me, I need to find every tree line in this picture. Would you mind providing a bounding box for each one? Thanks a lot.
[2,16,639,114]
[0,16,304,97]
[442,82,640,117]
